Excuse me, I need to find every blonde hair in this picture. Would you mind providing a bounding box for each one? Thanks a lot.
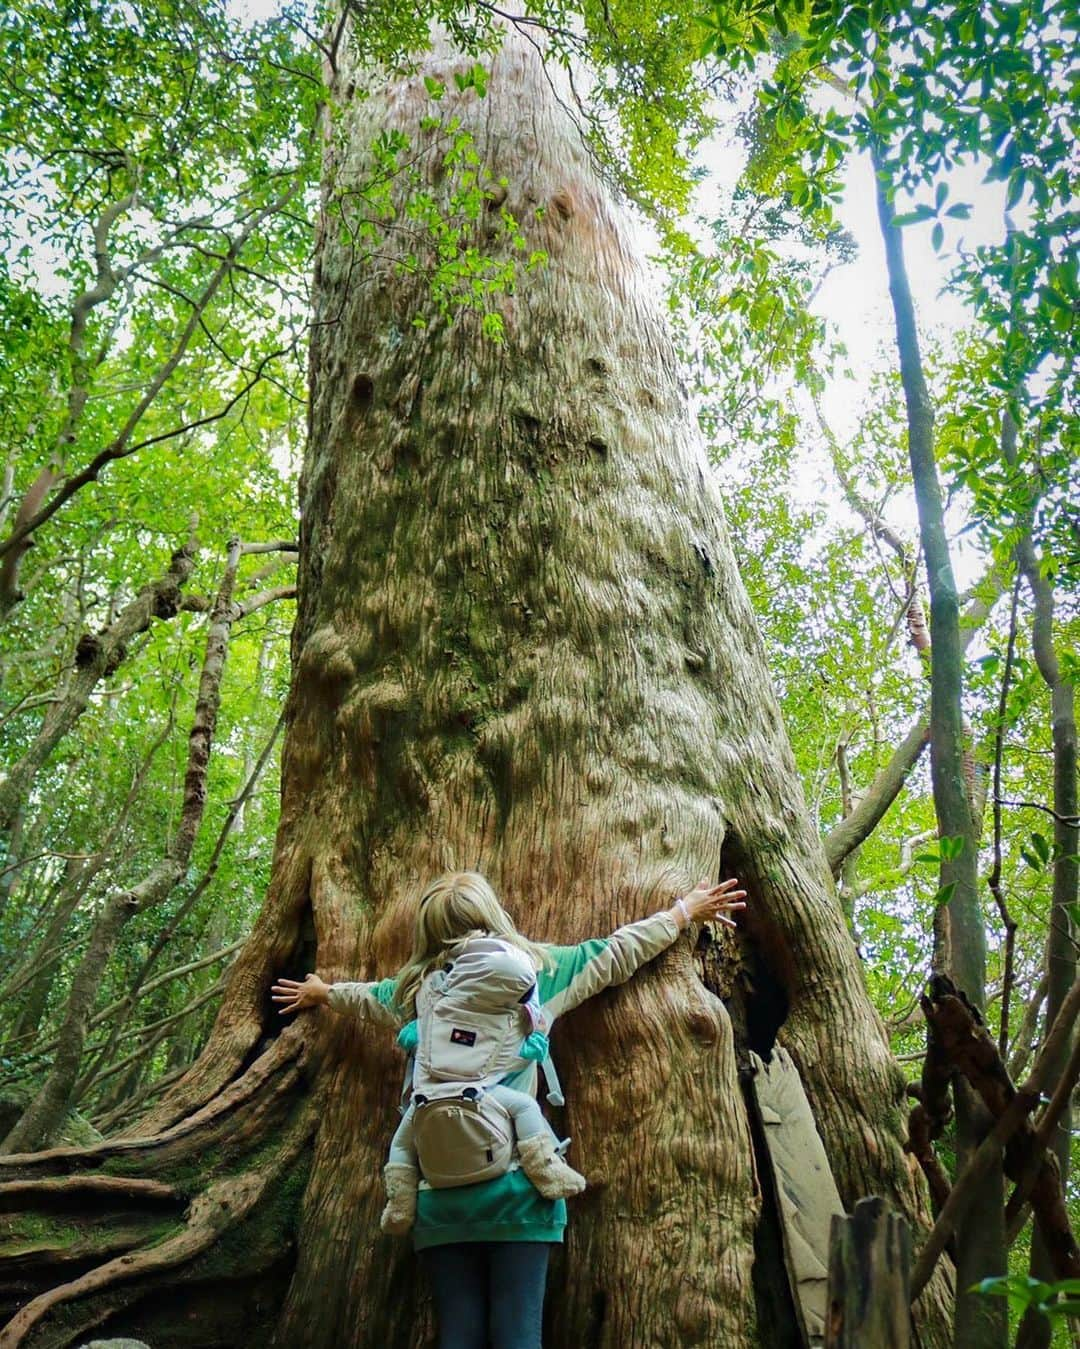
[394,872,552,1019]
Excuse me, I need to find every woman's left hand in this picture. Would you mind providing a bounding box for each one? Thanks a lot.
[672,877,747,929]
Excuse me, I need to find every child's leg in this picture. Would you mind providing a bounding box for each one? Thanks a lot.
[487,1087,586,1201]
[387,1102,419,1166]
[486,1086,551,1142]
[382,1103,420,1236]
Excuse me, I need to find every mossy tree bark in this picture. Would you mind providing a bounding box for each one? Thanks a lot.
[1,27,952,1348]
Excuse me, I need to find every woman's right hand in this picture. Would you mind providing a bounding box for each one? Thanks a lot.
[673,878,747,929]
[271,972,331,1015]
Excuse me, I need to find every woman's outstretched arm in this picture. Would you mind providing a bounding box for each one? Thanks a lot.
[539,878,746,1020]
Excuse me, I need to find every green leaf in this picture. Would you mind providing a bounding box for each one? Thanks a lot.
[972,1276,1007,1296]
[931,221,944,250]
[933,882,957,907]
[891,204,936,227]
[1041,285,1073,311]
[1006,170,1026,210]
[939,835,966,861]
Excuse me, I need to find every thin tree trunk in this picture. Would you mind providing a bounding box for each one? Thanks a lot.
[1007,974,1048,1081]
[5,704,176,1045]
[872,149,1005,1348]
[987,578,1021,1059]
[4,863,88,1048]
[75,698,286,1090]
[0,805,26,924]
[826,717,930,874]
[1002,412,1079,1349]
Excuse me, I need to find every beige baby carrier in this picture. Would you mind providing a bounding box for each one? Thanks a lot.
[406,937,563,1189]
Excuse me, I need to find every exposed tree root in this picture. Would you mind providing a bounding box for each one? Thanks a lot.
[2,1028,304,1183]
[0,1029,317,1348]
[133,852,315,1137]
[0,1179,178,1204]
[0,1118,311,1348]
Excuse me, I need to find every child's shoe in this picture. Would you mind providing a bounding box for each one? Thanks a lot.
[517,1133,587,1200]
[380,1162,419,1234]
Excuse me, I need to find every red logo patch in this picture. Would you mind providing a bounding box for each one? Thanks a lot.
[450,1028,477,1046]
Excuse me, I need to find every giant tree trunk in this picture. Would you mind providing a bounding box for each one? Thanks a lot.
[0,26,952,1348]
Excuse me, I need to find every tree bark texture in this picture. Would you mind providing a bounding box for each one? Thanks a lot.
[0,30,951,1348]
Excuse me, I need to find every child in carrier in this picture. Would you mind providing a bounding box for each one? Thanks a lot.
[381,930,586,1235]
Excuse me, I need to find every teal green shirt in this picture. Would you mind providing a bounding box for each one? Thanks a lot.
[415,1167,567,1250]
[327,912,679,1251]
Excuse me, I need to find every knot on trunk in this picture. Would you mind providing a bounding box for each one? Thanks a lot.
[550,189,575,220]
[152,578,183,620]
[350,373,374,412]
[75,632,103,668]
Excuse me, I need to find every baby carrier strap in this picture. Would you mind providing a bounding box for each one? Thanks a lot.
[538,1045,564,1107]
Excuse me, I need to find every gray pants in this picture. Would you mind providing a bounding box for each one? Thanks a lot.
[422,1241,550,1349]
